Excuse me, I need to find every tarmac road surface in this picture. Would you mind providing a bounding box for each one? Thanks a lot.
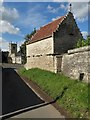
[2,64,65,118]
[2,67,44,117]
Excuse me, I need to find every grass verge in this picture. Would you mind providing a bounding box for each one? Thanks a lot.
[18,67,89,118]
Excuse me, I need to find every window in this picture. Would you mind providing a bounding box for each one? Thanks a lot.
[13,46,15,50]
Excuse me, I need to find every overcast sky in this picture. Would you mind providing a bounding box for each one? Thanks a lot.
[0,0,89,51]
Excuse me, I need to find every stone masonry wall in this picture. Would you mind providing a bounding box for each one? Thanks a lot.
[61,46,90,83]
[54,12,82,54]
[10,53,16,63]
[26,55,56,72]
[16,56,22,64]
[27,37,53,57]
[25,37,55,71]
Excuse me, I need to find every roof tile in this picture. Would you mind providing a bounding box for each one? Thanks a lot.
[28,16,65,44]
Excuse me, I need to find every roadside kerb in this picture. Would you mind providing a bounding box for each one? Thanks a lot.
[17,71,71,118]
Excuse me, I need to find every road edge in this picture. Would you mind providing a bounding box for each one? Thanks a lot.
[17,71,72,118]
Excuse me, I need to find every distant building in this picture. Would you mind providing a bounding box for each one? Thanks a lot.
[8,42,22,64]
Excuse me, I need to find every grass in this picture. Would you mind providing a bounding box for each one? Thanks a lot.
[18,67,89,118]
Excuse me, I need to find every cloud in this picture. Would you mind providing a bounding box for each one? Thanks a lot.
[51,2,88,22]
[53,0,89,2]
[0,37,9,51]
[53,0,62,1]
[0,36,24,51]
[0,0,3,3]
[81,31,88,39]
[60,4,66,9]
[0,5,20,34]
[2,0,57,1]
[24,13,47,28]
[52,16,60,21]
[47,4,61,13]
[0,20,20,34]
[47,5,53,10]
[17,40,24,51]
[13,0,89,1]
[1,6,19,22]
[21,5,47,29]
[70,2,88,22]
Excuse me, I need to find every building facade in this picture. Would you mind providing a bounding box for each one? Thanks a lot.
[25,12,83,72]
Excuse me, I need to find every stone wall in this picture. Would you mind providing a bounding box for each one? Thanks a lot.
[26,37,55,71]
[9,53,22,64]
[61,46,90,83]
[16,56,22,64]
[54,12,83,54]
[25,55,56,72]
[54,55,63,73]
[10,53,16,63]
[26,37,54,57]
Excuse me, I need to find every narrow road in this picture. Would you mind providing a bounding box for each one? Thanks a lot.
[2,68,44,116]
[2,64,64,118]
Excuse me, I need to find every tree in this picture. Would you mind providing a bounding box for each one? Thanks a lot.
[24,28,36,42]
[20,43,26,64]
[76,39,86,48]
[76,36,90,48]
[20,28,36,64]
[24,34,31,42]
[85,35,90,46]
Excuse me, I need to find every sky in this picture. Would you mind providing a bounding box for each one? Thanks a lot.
[0,0,89,51]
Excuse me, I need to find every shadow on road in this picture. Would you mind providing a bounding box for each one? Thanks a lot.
[4,87,68,119]
[2,68,44,117]
[2,68,68,120]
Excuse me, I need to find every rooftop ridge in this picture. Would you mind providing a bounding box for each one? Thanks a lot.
[27,12,72,44]
[39,15,65,29]
[38,11,72,30]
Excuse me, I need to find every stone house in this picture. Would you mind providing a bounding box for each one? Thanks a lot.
[25,12,83,73]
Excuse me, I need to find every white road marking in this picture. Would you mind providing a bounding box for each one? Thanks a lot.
[25,81,44,101]
[0,102,48,118]
[18,73,45,101]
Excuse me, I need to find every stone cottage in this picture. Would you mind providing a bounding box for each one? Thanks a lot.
[25,12,83,73]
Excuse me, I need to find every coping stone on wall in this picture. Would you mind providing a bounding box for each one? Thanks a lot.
[68,46,90,54]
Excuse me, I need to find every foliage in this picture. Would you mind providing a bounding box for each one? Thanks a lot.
[19,68,89,118]
[24,28,36,42]
[76,36,90,48]
[20,43,26,64]
[20,28,36,64]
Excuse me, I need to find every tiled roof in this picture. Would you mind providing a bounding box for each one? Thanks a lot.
[28,16,65,44]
